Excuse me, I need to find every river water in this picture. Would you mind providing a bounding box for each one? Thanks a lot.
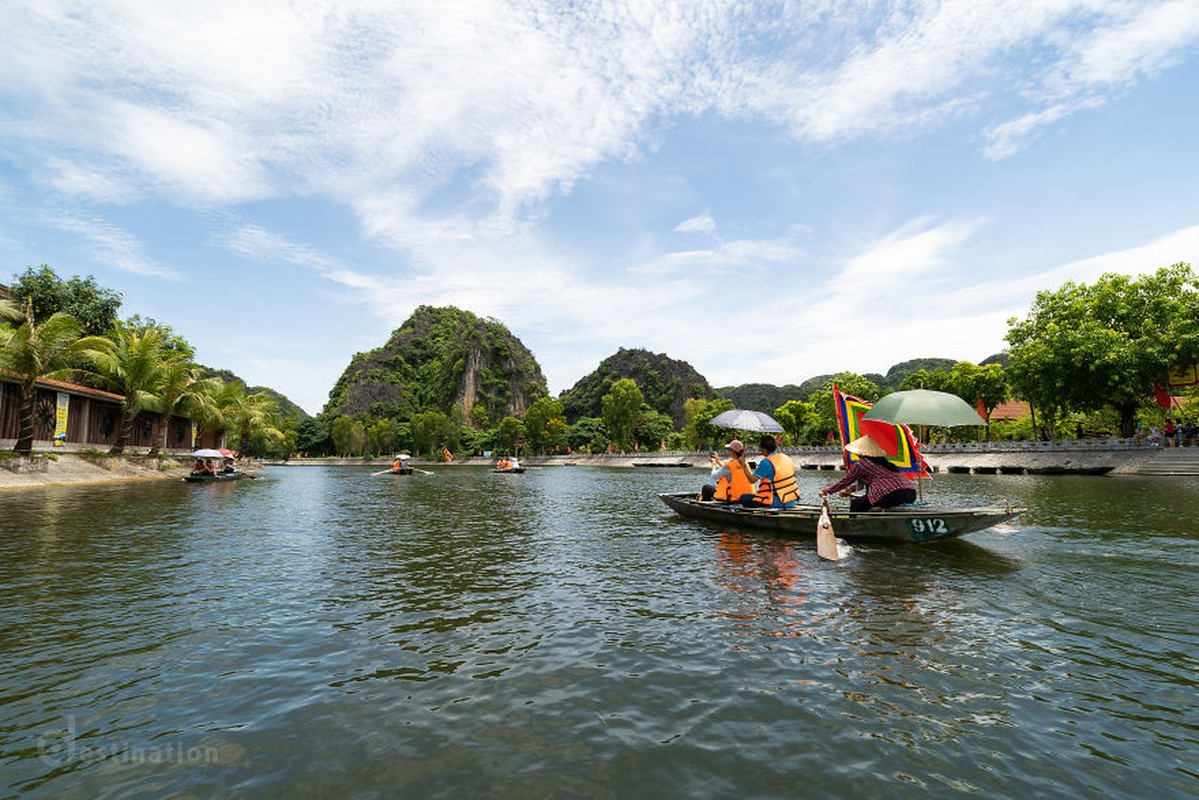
[0,466,1195,799]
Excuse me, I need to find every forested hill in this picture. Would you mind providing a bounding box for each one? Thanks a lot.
[718,358,978,408]
[322,306,547,421]
[201,367,309,423]
[559,348,717,427]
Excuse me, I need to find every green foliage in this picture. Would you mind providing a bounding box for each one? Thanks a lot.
[810,372,882,443]
[295,417,332,455]
[1006,263,1199,436]
[774,399,817,445]
[494,416,525,454]
[366,418,400,457]
[601,378,643,452]
[331,416,366,456]
[951,362,1008,418]
[682,397,734,450]
[323,306,548,424]
[522,396,566,454]
[883,359,957,389]
[716,383,807,410]
[898,369,953,392]
[8,265,123,336]
[560,347,715,427]
[565,417,606,453]
[635,408,675,451]
[411,411,456,457]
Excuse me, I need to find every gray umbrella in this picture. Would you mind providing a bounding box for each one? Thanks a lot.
[710,409,785,433]
[862,389,985,427]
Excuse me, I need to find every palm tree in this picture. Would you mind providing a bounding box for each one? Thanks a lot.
[90,323,171,455]
[0,300,112,455]
[1,298,21,323]
[207,380,283,455]
[145,359,219,456]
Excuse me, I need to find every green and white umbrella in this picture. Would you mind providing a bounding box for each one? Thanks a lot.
[862,389,985,427]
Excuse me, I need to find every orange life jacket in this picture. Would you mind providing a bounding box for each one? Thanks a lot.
[752,453,799,507]
[714,458,755,502]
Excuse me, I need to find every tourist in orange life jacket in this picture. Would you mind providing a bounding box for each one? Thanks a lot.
[701,439,755,502]
[819,434,916,512]
[739,435,799,508]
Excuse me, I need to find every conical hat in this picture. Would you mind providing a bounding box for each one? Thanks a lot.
[844,435,887,458]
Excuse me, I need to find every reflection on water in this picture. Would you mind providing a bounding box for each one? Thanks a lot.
[1,467,1196,798]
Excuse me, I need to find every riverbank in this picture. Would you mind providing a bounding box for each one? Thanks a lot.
[270,442,1197,475]
[0,453,193,489]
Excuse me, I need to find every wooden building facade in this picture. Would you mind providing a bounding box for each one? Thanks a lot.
[0,376,195,453]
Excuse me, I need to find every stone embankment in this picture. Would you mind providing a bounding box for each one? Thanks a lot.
[276,441,1199,476]
[0,453,236,489]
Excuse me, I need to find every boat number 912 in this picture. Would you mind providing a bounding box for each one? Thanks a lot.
[907,518,950,540]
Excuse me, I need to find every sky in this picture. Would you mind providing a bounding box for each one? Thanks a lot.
[2,1,1198,415]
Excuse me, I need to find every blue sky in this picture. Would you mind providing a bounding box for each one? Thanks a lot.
[2,1,1198,415]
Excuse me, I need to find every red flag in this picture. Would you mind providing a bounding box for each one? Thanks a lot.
[1154,383,1173,409]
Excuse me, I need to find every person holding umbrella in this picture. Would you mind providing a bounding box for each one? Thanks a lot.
[819,435,915,512]
[701,439,755,502]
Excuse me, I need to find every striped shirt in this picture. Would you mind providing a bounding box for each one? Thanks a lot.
[822,458,911,505]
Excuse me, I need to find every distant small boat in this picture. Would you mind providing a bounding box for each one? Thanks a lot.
[633,461,694,468]
[184,471,247,483]
[388,467,414,475]
[492,458,524,473]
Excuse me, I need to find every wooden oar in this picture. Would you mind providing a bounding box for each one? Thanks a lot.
[371,468,394,476]
[817,497,839,561]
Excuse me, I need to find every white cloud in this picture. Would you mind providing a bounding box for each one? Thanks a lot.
[1,1,1196,404]
[984,0,1199,157]
[51,215,181,280]
[674,212,716,234]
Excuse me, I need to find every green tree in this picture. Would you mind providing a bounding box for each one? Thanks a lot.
[682,397,734,450]
[565,417,606,453]
[898,368,953,392]
[602,378,643,452]
[8,265,123,336]
[331,415,366,456]
[522,396,567,454]
[367,418,400,457]
[203,379,283,456]
[1006,263,1199,437]
[146,359,217,456]
[0,301,112,454]
[694,397,734,450]
[774,399,817,445]
[90,323,175,455]
[949,362,1008,433]
[412,411,453,457]
[494,416,526,454]
[296,416,332,456]
[635,408,675,450]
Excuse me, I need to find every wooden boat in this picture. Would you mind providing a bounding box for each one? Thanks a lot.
[184,471,247,483]
[658,492,1023,543]
[388,467,414,475]
[492,466,526,473]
